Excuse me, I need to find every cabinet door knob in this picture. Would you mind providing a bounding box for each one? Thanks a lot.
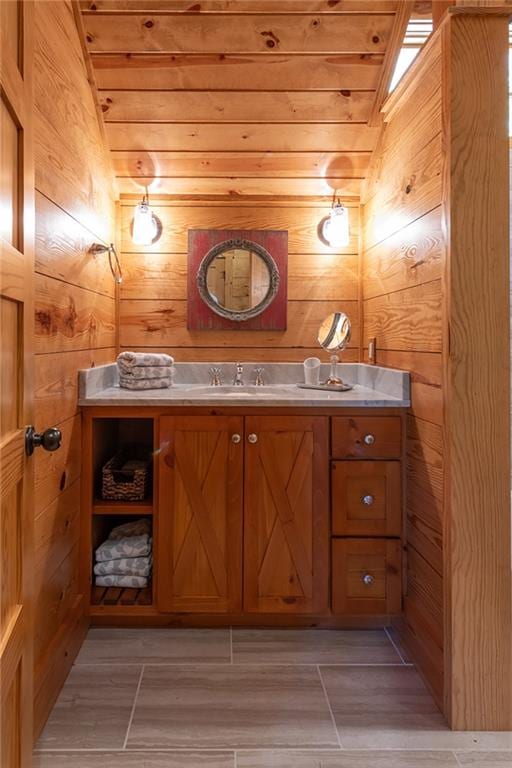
[231,433,241,444]
[362,494,374,506]
[362,573,374,586]
[363,433,375,446]
[248,433,258,444]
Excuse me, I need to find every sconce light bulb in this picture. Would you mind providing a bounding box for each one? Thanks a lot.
[132,198,157,246]
[323,202,350,249]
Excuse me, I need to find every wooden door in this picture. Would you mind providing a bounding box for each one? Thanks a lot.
[157,415,243,612]
[244,416,329,614]
[1,1,35,765]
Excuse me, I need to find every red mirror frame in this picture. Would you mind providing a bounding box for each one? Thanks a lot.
[187,229,288,331]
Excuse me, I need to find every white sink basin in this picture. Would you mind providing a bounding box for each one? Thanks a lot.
[186,385,292,397]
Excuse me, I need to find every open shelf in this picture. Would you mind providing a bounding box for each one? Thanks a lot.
[92,499,153,516]
[91,584,152,607]
[91,512,154,610]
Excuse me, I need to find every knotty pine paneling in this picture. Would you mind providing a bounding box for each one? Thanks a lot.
[106,122,380,154]
[100,90,375,124]
[121,252,359,302]
[117,177,363,198]
[361,31,445,708]
[363,280,442,353]
[112,152,372,181]
[83,13,395,54]
[34,3,115,242]
[118,346,360,364]
[35,274,116,354]
[35,348,116,427]
[362,207,443,301]
[119,200,361,361]
[93,53,386,91]
[120,203,360,255]
[81,1,400,13]
[121,299,360,352]
[80,4,396,199]
[33,0,116,736]
[35,192,115,298]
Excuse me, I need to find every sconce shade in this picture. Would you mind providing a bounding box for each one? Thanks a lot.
[132,198,157,245]
[322,202,350,248]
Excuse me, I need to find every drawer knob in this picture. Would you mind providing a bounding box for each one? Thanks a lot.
[363,433,375,446]
[248,433,258,444]
[231,433,241,444]
[362,573,374,586]
[362,494,374,506]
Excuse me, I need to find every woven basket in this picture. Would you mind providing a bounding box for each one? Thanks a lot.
[101,450,151,501]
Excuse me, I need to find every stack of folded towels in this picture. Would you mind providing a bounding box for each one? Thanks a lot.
[94,518,152,589]
[117,351,174,390]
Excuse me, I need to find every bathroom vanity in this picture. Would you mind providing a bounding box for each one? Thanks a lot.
[79,362,409,626]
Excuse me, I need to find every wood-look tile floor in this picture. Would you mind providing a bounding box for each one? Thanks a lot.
[34,628,512,768]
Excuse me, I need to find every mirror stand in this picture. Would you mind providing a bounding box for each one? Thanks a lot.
[325,353,343,386]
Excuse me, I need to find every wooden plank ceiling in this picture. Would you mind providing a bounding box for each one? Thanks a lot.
[79,0,425,198]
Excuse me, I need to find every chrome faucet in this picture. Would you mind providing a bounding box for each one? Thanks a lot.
[233,362,244,386]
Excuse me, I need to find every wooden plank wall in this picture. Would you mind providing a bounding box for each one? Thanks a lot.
[361,34,445,706]
[118,198,361,362]
[442,10,511,730]
[32,0,116,737]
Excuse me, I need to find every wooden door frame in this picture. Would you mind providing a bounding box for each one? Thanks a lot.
[0,0,35,763]
[441,8,512,731]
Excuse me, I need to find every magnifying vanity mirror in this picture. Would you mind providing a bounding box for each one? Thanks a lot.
[198,239,279,322]
[318,312,352,387]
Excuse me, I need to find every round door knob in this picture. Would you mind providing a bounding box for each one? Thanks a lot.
[231,433,241,444]
[363,433,375,446]
[25,425,62,456]
[248,433,258,444]
[362,494,374,506]
[362,573,374,586]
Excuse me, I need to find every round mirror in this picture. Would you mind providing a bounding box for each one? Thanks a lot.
[318,312,351,351]
[197,239,280,321]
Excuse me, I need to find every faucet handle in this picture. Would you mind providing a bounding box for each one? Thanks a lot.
[209,366,222,386]
[254,367,265,386]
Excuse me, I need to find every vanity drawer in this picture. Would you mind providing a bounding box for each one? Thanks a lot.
[331,538,401,615]
[331,416,402,459]
[331,461,401,537]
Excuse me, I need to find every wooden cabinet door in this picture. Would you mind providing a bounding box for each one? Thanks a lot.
[244,416,329,614]
[157,415,243,612]
[1,2,35,765]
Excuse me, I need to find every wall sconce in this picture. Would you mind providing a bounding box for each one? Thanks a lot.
[89,242,123,284]
[131,188,161,246]
[318,196,350,249]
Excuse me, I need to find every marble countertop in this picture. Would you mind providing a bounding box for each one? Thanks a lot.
[79,362,410,408]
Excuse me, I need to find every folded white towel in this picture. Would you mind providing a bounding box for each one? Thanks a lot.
[117,351,174,372]
[96,574,148,589]
[119,376,171,390]
[95,534,152,562]
[94,555,153,578]
[118,365,173,380]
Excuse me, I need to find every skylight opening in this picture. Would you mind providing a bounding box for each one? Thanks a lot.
[389,17,433,93]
